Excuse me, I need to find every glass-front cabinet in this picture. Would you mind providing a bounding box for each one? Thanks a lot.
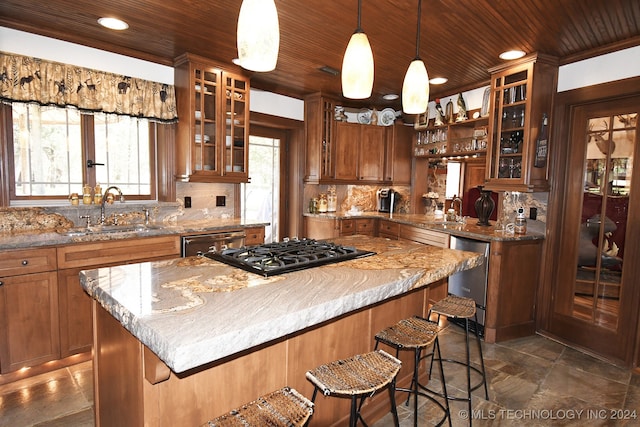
[484,53,558,192]
[174,53,249,183]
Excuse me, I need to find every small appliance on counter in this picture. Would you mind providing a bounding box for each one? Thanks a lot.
[377,188,398,213]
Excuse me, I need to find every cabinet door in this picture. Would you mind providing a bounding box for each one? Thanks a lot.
[194,66,222,177]
[303,94,336,183]
[485,54,557,192]
[334,123,360,181]
[223,72,249,178]
[58,268,93,358]
[358,126,386,181]
[385,124,413,184]
[244,226,265,245]
[304,217,339,239]
[0,272,60,373]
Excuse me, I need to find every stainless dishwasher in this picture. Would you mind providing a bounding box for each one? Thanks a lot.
[448,236,490,336]
[181,231,246,257]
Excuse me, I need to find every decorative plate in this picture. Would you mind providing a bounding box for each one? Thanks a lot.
[357,109,371,124]
[379,108,396,126]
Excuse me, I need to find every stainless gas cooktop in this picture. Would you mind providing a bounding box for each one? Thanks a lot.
[204,238,376,277]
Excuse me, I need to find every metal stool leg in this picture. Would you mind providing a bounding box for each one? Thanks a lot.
[473,312,489,400]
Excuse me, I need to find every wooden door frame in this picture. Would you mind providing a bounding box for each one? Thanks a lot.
[247,112,304,240]
[539,75,640,369]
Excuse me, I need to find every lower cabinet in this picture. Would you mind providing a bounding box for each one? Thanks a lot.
[0,248,60,373]
[304,217,376,240]
[377,220,399,239]
[244,226,265,245]
[56,236,181,359]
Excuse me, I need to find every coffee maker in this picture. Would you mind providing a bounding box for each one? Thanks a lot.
[377,188,398,213]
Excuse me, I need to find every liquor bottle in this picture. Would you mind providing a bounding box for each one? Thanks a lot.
[534,113,549,168]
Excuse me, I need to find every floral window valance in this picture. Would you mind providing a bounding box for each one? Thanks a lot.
[0,51,177,123]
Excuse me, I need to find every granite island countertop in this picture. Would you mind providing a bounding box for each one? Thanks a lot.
[305,211,546,242]
[79,235,484,373]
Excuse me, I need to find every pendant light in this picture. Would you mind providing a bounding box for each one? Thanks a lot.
[236,0,280,72]
[341,0,374,99]
[402,0,430,114]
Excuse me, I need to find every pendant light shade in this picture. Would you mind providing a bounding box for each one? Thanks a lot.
[342,0,374,99]
[402,59,429,114]
[402,0,430,114]
[237,0,280,72]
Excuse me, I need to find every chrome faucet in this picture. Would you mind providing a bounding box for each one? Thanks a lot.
[452,195,463,220]
[100,186,124,225]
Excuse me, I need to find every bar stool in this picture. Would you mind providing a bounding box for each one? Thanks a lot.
[374,316,451,427]
[428,295,488,425]
[202,387,314,427]
[306,350,402,427]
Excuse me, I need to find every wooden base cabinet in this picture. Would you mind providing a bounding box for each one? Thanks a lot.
[484,238,542,343]
[0,248,59,373]
[92,288,430,426]
[57,236,181,359]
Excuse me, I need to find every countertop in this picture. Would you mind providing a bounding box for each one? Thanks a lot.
[304,211,546,242]
[79,235,484,373]
[0,218,269,251]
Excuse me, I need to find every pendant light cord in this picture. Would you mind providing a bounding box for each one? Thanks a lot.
[356,0,363,32]
[415,0,422,60]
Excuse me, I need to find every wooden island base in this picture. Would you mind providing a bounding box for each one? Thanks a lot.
[92,285,437,427]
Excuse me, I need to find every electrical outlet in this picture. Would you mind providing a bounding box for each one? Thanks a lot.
[184,196,191,208]
[216,196,226,207]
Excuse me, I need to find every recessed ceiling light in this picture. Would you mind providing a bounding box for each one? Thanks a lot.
[98,17,129,31]
[383,93,399,101]
[499,50,526,60]
[429,77,448,85]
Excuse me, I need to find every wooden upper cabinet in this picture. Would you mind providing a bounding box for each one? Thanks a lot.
[385,123,413,185]
[358,125,386,181]
[304,93,336,183]
[334,122,386,183]
[484,53,558,192]
[334,122,360,180]
[304,94,403,185]
[174,53,250,183]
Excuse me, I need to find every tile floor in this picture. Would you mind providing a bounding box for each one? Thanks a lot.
[1,326,639,426]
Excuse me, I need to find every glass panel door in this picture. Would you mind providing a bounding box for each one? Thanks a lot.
[575,114,635,329]
[194,68,219,174]
[224,74,247,175]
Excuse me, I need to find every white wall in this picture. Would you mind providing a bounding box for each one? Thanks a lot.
[557,45,640,92]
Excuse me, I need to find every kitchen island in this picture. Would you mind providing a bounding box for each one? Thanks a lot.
[80,236,483,426]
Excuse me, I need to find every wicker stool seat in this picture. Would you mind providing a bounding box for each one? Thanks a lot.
[375,317,451,427]
[306,350,401,427]
[430,294,476,319]
[203,387,313,427]
[428,295,488,426]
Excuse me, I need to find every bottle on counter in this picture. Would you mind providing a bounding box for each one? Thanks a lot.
[69,192,79,206]
[514,208,527,234]
[317,194,328,213]
[94,183,102,204]
[82,184,93,205]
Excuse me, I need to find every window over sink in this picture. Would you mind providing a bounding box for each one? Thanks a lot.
[4,103,156,204]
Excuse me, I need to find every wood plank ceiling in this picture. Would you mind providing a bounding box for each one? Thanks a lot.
[1,0,639,109]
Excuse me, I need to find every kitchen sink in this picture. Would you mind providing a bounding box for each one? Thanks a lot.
[58,224,152,236]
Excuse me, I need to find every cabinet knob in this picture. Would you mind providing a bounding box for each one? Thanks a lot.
[22,260,29,266]
[0,281,3,286]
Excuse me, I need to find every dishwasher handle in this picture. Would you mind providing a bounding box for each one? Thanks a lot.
[183,232,246,246]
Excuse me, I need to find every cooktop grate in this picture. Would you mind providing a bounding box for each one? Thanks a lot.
[204,238,376,277]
